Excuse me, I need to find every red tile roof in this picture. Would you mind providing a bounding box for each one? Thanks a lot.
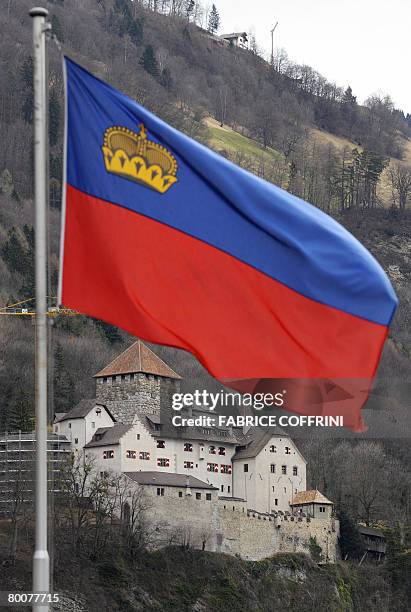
[94,340,181,379]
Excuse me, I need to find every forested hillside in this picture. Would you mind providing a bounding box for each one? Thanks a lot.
[0,3,410,608]
[0,0,410,438]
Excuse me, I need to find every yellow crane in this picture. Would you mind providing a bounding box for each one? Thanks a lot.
[0,297,78,317]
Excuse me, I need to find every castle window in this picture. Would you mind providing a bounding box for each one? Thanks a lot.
[221,485,224,492]
[130,373,135,381]
[209,445,216,454]
[270,464,276,473]
[157,440,165,449]
[103,377,107,383]
[157,487,164,496]
[270,445,276,453]
[103,450,114,459]
[228,485,231,493]
[54,425,58,433]
[285,446,291,454]
[157,458,170,467]
[91,422,95,429]
[196,493,201,500]
[207,463,219,473]
[100,471,109,478]
[126,450,136,459]
[178,491,183,497]
[74,438,78,445]
[319,506,325,513]
[275,499,278,506]
[184,443,193,452]
[282,465,287,474]
[139,451,150,460]
[121,374,126,381]
[272,486,275,492]
[68,423,71,429]
[136,434,140,440]
[206,493,212,501]
[293,466,298,476]
[244,464,248,473]
[220,465,232,474]
[184,461,194,469]
[218,447,226,456]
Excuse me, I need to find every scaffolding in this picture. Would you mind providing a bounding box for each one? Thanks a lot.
[0,431,71,517]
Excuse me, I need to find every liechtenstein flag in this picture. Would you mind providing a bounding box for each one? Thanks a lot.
[59,57,397,430]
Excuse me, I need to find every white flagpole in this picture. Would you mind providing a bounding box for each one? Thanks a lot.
[29,7,50,611]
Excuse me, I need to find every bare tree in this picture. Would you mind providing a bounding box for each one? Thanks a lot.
[389,162,411,210]
[58,454,96,552]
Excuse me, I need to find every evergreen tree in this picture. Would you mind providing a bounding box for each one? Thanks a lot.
[140,45,160,79]
[342,86,357,106]
[185,0,195,21]
[385,525,410,599]
[50,14,64,43]
[7,387,34,433]
[2,225,34,295]
[95,321,122,344]
[341,86,357,137]
[54,343,75,413]
[338,511,365,560]
[22,225,35,296]
[208,4,220,34]
[161,67,173,91]
[116,0,143,45]
[308,536,323,562]
[127,18,144,46]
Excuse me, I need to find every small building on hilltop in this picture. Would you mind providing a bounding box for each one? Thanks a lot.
[220,32,249,49]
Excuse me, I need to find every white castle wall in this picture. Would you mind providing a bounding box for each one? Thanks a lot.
[232,437,307,513]
[54,404,114,453]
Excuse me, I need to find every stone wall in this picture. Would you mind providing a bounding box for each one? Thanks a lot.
[95,374,180,424]
[126,481,339,562]
[217,509,339,562]
[136,484,220,551]
[96,373,161,423]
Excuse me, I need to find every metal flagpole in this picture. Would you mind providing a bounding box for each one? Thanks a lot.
[29,7,50,611]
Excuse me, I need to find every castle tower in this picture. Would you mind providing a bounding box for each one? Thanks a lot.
[94,340,181,424]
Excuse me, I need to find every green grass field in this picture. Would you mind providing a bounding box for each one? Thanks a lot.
[207,123,282,165]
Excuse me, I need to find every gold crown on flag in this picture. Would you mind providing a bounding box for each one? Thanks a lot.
[101,124,178,194]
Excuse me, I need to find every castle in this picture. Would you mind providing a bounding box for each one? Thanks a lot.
[53,340,339,562]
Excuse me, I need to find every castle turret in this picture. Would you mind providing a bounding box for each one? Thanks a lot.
[94,340,181,424]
